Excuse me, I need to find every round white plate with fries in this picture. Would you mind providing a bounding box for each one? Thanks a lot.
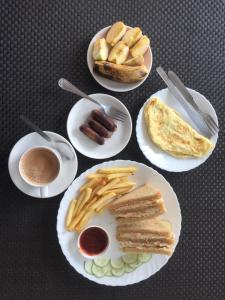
[57,160,181,286]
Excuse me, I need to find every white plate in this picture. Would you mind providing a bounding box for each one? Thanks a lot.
[8,132,78,198]
[57,160,181,286]
[87,26,153,92]
[67,93,132,159]
[136,88,218,172]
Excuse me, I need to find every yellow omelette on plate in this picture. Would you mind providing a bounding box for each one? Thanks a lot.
[144,98,213,158]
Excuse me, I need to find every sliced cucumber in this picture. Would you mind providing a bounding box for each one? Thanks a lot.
[84,260,93,275]
[103,263,112,272]
[112,267,125,277]
[94,256,110,267]
[129,260,142,269]
[138,253,152,263]
[105,269,113,276]
[92,263,106,278]
[124,264,135,273]
[122,254,138,264]
[111,258,124,269]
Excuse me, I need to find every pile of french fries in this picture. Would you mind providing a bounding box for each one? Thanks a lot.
[66,166,137,232]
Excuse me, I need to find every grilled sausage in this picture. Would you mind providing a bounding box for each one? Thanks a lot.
[91,109,117,132]
[80,124,105,145]
[88,119,111,138]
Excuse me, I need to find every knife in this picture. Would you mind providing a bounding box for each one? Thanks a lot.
[168,70,218,132]
[156,67,210,137]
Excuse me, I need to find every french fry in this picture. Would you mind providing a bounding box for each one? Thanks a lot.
[76,187,92,215]
[86,173,105,179]
[71,194,98,228]
[66,166,138,232]
[97,178,120,195]
[72,190,86,217]
[70,207,87,228]
[106,173,134,180]
[76,210,95,232]
[97,167,137,174]
[80,178,98,192]
[92,192,116,211]
[65,199,76,228]
[95,194,116,212]
[91,179,107,198]
[73,196,98,227]
[106,181,135,190]
[106,186,133,195]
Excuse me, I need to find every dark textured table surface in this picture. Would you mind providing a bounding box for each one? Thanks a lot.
[1,1,225,299]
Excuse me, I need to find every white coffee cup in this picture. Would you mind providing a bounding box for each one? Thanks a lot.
[19,146,62,197]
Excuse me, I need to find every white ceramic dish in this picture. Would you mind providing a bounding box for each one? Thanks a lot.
[77,225,110,259]
[8,132,78,198]
[67,93,132,159]
[136,88,218,172]
[57,160,181,286]
[87,26,152,92]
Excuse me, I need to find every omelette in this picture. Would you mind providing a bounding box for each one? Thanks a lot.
[144,98,213,158]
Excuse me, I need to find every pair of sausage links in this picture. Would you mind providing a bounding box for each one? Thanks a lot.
[88,119,112,138]
[80,124,105,145]
[91,109,117,132]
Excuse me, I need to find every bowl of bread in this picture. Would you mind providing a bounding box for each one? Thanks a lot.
[87,22,152,92]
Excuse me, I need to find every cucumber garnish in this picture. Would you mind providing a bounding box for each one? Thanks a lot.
[129,260,142,269]
[122,254,138,264]
[138,253,152,263]
[94,256,110,267]
[105,268,113,276]
[84,260,93,275]
[112,267,125,277]
[124,264,135,273]
[92,264,106,278]
[111,258,124,269]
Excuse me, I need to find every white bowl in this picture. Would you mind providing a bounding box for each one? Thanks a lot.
[77,225,110,259]
[136,88,218,172]
[87,26,152,92]
[67,93,132,159]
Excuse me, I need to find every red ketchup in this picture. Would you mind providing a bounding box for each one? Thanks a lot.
[79,226,109,256]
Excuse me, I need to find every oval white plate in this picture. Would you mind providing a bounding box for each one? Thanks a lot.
[87,26,152,92]
[136,88,218,172]
[67,93,132,159]
[8,132,78,198]
[57,160,181,286]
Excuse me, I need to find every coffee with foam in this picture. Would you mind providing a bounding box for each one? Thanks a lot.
[19,147,60,185]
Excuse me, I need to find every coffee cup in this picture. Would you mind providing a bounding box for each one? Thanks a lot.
[19,146,62,197]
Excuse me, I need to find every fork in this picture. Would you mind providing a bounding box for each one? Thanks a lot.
[168,71,219,136]
[58,78,128,122]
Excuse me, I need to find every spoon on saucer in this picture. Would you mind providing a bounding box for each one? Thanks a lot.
[20,115,75,161]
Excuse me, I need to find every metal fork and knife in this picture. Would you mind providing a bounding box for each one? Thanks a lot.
[156,67,218,137]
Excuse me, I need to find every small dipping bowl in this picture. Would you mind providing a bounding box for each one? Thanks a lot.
[77,225,110,259]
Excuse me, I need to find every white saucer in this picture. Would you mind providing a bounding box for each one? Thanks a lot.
[136,88,218,172]
[8,132,78,198]
[67,93,132,159]
[87,26,152,92]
